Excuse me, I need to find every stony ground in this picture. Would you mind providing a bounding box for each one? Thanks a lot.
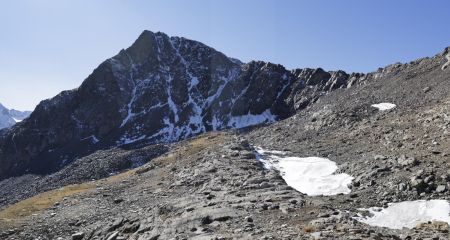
[0,48,449,240]
[0,144,168,208]
[0,131,448,240]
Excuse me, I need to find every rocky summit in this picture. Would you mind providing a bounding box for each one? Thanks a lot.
[0,31,450,240]
[0,30,372,179]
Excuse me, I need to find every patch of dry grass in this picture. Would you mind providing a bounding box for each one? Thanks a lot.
[0,162,138,227]
[0,182,95,226]
[153,131,227,166]
[303,225,316,233]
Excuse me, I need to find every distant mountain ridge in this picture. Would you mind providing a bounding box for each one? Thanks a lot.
[0,30,444,179]
[0,103,30,130]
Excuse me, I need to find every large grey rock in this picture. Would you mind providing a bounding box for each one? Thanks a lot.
[71,232,85,240]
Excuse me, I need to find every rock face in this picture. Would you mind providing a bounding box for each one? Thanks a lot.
[0,30,413,179]
[1,31,450,240]
[0,104,30,130]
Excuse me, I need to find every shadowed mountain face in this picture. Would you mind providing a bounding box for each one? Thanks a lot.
[0,30,380,179]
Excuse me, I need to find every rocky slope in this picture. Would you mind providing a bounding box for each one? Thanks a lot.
[0,103,30,130]
[0,31,449,240]
[1,130,450,240]
[0,30,373,180]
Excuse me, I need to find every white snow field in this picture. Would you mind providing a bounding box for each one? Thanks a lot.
[255,148,353,196]
[227,109,277,129]
[355,200,450,229]
[371,103,396,111]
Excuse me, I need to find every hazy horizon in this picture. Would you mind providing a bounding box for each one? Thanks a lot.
[1,0,450,111]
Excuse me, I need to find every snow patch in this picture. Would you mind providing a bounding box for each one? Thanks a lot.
[255,148,353,196]
[120,82,140,127]
[91,135,99,144]
[82,135,99,144]
[12,117,22,123]
[256,148,288,156]
[71,115,83,129]
[355,200,450,229]
[117,134,146,145]
[119,53,139,128]
[189,76,199,90]
[227,109,276,128]
[371,103,396,111]
[166,74,180,123]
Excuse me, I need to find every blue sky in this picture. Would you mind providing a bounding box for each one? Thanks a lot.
[1,0,449,110]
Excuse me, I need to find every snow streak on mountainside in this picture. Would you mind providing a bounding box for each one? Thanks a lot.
[0,30,407,179]
[0,103,31,130]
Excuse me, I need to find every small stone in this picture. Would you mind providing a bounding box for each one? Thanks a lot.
[424,175,435,184]
[441,174,450,181]
[280,204,294,214]
[205,166,217,173]
[415,169,425,176]
[410,178,427,193]
[259,182,274,189]
[113,198,124,204]
[268,204,279,210]
[72,232,85,240]
[318,213,330,218]
[185,207,195,212]
[374,155,387,160]
[349,193,358,198]
[245,216,254,222]
[397,155,418,166]
[398,183,407,191]
[106,231,119,240]
[108,217,124,231]
[240,151,255,159]
[436,185,447,193]
[260,203,269,210]
[201,216,213,225]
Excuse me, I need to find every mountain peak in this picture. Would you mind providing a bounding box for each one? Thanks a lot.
[120,30,162,64]
[1,30,446,180]
[0,103,31,130]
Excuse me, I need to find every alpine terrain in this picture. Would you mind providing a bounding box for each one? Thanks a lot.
[0,30,450,240]
[0,103,30,130]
